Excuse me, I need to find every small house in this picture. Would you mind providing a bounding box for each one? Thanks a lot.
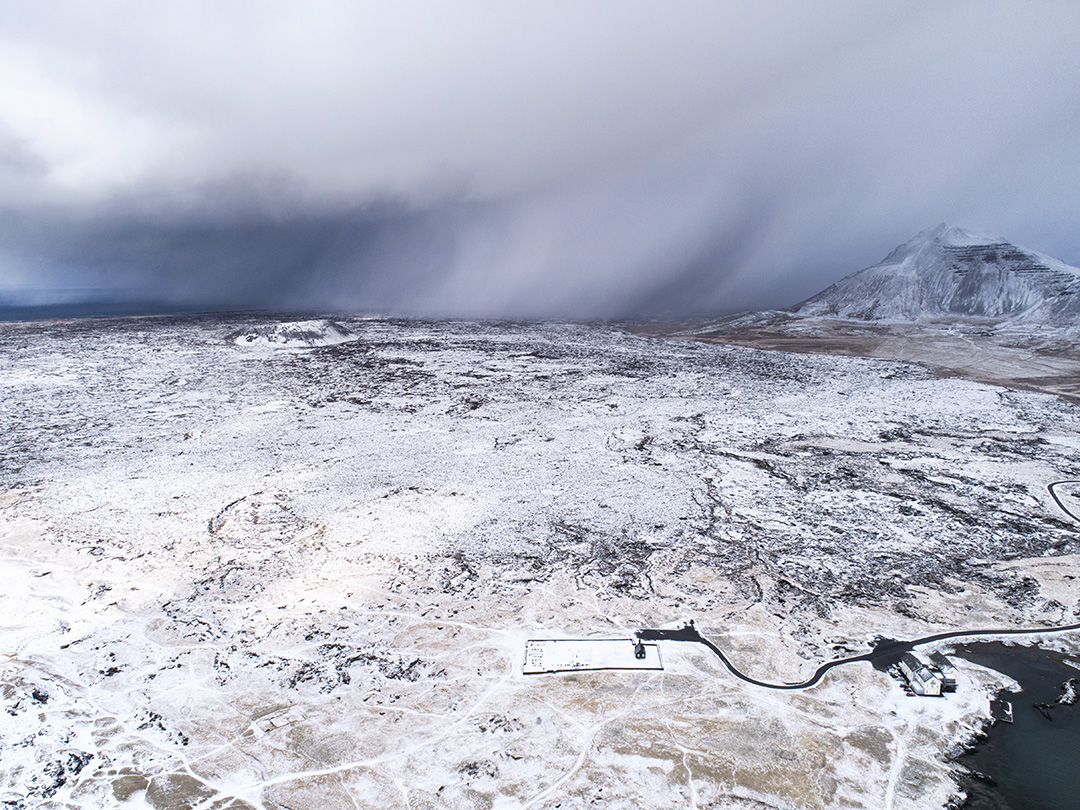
[927,651,958,691]
[899,653,943,696]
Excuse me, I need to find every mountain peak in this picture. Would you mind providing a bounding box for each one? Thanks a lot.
[918,223,999,247]
[792,226,1080,327]
[880,224,1004,265]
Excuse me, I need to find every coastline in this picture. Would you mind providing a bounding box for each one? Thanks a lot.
[946,641,1080,809]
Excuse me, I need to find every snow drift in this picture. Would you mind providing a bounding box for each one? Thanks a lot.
[229,319,356,347]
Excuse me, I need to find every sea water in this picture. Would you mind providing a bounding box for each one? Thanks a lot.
[952,642,1080,810]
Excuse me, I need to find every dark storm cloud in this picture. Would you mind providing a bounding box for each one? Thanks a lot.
[0,2,1078,317]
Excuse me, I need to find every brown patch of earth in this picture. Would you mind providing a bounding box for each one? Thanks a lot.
[632,319,1080,404]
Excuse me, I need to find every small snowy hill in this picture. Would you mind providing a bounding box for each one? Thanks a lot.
[792,224,1080,328]
[229,319,356,347]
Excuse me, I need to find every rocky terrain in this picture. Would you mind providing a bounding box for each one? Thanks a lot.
[2,315,1079,808]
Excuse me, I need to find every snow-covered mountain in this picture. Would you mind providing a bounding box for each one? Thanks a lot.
[792,224,1080,328]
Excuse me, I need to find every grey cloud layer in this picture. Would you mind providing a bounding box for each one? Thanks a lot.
[1,2,1078,317]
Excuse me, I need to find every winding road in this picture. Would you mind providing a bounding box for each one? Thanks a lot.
[640,481,1080,689]
[638,621,1080,691]
[1048,480,1080,523]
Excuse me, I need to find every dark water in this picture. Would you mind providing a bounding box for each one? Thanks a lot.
[952,642,1080,810]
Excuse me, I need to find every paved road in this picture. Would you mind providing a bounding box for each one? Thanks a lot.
[1048,480,1080,523]
[638,621,1080,690]
[640,482,1080,689]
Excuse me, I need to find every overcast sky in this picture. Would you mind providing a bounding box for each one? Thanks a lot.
[1,1,1078,318]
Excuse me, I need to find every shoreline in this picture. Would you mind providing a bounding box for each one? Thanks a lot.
[946,641,1080,809]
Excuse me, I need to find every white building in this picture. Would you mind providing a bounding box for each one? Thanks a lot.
[928,651,958,691]
[899,653,943,696]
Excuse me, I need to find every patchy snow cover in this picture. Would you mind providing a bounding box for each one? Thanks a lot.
[1,315,1079,809]
[229,318,355,347]
[792,224,1080,329]
[1059,678,1078,705]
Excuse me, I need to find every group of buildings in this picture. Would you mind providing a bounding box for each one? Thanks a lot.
[897,651,958,696]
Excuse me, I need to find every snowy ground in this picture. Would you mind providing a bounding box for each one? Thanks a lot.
[2,315,1079,809]
[669,313,1080,403]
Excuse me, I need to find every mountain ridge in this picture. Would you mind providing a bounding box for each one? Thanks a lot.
[790,224,1080,329]
[638,225,1080,404]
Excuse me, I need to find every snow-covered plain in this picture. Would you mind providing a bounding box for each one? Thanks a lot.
[2,315,1079,809]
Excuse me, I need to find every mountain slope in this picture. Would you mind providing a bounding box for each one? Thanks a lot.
[649,225,1080,403]
[792,224,1080,328]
